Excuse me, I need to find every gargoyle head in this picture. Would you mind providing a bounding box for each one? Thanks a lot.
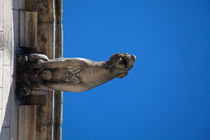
[108,53,136,79]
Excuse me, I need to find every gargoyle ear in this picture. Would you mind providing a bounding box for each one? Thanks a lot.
[110,52,121,61]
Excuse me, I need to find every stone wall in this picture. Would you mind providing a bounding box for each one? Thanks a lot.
[0,0,18,139]
[0,0,63,139]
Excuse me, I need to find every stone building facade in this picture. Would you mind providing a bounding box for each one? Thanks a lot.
[0,0,63,139]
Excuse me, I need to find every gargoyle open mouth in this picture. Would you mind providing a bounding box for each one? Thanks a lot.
[119,57,128,68]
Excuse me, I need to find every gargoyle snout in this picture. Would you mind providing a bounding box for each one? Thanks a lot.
[109,53,136,70]
[118,54,136,70]
[131,55,136,62]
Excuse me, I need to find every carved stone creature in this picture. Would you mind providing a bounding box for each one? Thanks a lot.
[17,53,136,95]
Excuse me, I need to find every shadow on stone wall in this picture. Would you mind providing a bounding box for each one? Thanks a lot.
[0,81,18,139]
[0,1,20,138]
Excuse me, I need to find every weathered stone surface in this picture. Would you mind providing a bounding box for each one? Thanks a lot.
[0,0,63,140]
[54,1,63,139]
[0,0,18,139]
[22,1,59,140]
[0,51,3,86]
[0,0,3,31]
[19,11,38,48]
[25,0,55,23]
[54,90,63,140]
[25,0,56,57]
[17,52,136,94]
[19,0,26,9]
[18,106,37,140]
[0,33,3,49]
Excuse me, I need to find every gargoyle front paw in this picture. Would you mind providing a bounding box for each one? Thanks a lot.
[28,53,49,62]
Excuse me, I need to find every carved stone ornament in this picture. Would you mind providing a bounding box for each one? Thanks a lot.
[16,50,136,96]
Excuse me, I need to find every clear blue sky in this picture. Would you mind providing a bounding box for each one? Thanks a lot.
[62,0,210,140]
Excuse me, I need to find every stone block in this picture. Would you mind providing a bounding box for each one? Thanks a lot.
[0,88,2,109]
[0,32,3,50]
[0,0,3,31]
[18,105,37,140]
[19,11,38,48]
[0,128,10,140]
[19,0,25,9]
[13,10,19,48]
[0,50,3,87]
[9,80,17,140]
[2,66,11,127]
[12,0,19,10]
[3,0,12,65]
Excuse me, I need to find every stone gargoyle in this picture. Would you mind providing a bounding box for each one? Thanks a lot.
[16,52,136,95]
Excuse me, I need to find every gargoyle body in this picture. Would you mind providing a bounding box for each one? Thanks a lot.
[17,52,135,95]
